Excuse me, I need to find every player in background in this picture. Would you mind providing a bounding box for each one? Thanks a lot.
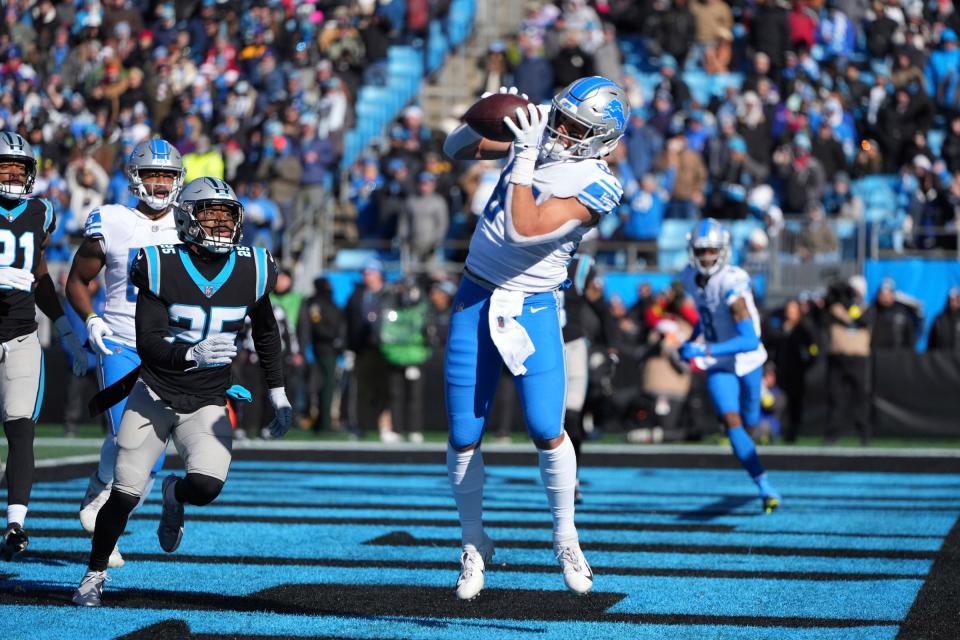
[442,77,627,599]
[72,177,292,606]
[678,219,781,513]
[66,139,185,568]
[0,131,86,559]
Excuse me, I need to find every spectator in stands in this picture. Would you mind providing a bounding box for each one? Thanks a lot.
[301,277,343,434]
[379,278,430,444]
[654,56,691,107]
[775,133,826,213]
[625,109,663,182]
[764,299,818,442]
[659,135,707,220]
[660,0,698,69]
[788,0,818,50]
[258,134,304,254]
[737,91,774,168]
[238,181,279,251]
[551,29,594,90]
[620,172,667,262]
[708,135,769,218]
[295,114,336,239]
[513,31,555,104]
[479,41,513,97]
[742,228,770,275]
[703,27,734,74]
[928,287,960,352]
[182,134,225,182]
[824,277,872,445]
[692,0,734,48]
[797,202,839,261]
[812,117,848,179]
[426,279,457,350]
[852,137,884,177]
[747,184,785,237]
[925,28,960,112]
[401,172,449,265]
[593,23,623,83]
[753,363,784,444]
[823,172,865,220]
[902,154,947,249]
[869,278,920,350]
[65,156,109,229]
[865,0,898,59]
[749,0,791,79]
[943,115,960,173]
[877,88,925,172]
[819,0,856,60]
[345,260,389,440]
[891,49,927,93]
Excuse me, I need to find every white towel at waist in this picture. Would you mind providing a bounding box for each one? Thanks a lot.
[488,288,536,376]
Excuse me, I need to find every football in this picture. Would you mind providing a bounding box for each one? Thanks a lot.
[462,93,533,142]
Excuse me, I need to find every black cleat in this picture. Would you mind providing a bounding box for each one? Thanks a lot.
[0,523,29,560]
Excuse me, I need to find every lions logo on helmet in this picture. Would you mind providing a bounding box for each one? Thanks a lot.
[688,218,731,277]
[543,76,630,160]
[174,177,244,254]
[127,139,185,210]
[0,132,36,200]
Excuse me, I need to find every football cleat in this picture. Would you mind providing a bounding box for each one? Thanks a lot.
[157,474,184,553]
[555,540,593,595]
[455,535,495,601]
[79,473,111,533]
[72,570,109,607]
[763,496,780,514]
[0,523,29,561]
[108,544,125,569]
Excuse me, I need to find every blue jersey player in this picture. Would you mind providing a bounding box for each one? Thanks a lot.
[442,78,628,599]
[679,219,781,513]
[66,139,185,568]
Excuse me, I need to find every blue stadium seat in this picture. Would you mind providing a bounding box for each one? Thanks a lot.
[657,219,694,269]
[333,249,381,270]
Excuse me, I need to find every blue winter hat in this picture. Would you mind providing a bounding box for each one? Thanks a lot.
[728,136,747,154]
[942,28,958,43]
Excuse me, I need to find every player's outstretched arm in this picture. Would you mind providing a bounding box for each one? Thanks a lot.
[442,123,511,160]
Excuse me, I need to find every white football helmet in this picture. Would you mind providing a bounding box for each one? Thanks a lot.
[688,218,731,277]
[543,76,629,160]
[174,177,244,254]
[0,132,36,200]
[126,139,185,210]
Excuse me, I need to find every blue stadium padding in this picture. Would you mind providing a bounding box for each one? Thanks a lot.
[865,259,960,350]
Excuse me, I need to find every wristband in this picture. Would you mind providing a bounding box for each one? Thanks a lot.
[508,147,538,186]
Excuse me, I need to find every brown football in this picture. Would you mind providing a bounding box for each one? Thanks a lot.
[462,93,533,142]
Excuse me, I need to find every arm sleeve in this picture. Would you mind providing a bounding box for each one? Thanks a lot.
[34,273,65,321]
[708,317,760,356]
[249,295,284,388]
[134,286,193,370]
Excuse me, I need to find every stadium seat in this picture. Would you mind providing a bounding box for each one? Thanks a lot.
[333,248,381,270]
[657,219,694,269]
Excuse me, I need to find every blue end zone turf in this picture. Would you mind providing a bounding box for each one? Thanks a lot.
[1,459,957,639]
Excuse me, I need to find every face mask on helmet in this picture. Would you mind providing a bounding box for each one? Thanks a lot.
[178,199,244,253]
[0,157,35,199]
[130,167,184,210]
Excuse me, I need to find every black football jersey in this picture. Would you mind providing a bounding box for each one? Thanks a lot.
[130,243,280,412]
[0,197,55,342]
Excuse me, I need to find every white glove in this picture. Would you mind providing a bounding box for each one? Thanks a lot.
[85,315,114,356]
[185,334,237,369]
[503,103,547,185]
[266,387,293,437]
[0,267,34,291]
[54,316,88,377]
[481,85,529,100]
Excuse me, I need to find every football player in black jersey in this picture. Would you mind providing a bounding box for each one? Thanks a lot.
[0,132,86,560]
[72,177,292,606]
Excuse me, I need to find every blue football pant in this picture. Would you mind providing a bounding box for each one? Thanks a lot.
[705,365,763,428]
[445,278,566,449]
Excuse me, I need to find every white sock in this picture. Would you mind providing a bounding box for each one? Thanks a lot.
[136,475,157,511]
[97,436,118,486]
[538,434,578,544]
[7,504,27,527]
[447,443,485,548]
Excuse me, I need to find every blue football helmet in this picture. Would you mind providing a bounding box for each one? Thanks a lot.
[543,76,629,160]
[688,218,731,277]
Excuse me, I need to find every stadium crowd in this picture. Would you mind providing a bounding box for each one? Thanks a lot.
[2,0,960,442]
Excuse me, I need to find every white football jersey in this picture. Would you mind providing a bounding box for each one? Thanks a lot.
[680,263,767,376]
[465,155,622,292]
[83,204,181,346]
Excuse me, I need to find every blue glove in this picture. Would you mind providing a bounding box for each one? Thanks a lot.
[226,384,253,403]
[679,341,707,360]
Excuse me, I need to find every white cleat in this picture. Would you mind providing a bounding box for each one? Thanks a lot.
[555,540,593,595]
[79,473,111,533]
[108,544,125,569]
[455,535,494,601]
[72,570,109,607]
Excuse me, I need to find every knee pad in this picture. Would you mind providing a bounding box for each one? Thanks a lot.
[181,473,224,506]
